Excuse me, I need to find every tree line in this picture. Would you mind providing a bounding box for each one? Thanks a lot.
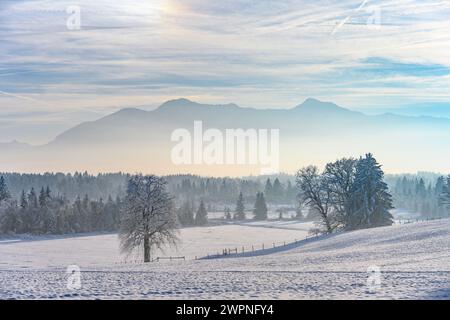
[0,175,273,234]
[3,171,447,218]
[388,175,448,217]
[2,156,450,236]
[176,190,269,227]
[1,171,126,202]
[0,172,297,206]
[0,177,121,234]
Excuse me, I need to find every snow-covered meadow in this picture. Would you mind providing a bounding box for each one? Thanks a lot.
[1,219,449,299]
[0,221,314,269]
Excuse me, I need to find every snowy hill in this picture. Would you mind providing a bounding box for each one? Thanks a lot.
[0,219,449,299]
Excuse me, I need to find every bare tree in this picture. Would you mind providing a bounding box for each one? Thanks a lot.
[296,166,335,233]
[323,158,357,228]
[119,174,178,262]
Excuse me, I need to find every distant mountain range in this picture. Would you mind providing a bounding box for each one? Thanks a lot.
[359,102,450,118]
[1,98,450,175]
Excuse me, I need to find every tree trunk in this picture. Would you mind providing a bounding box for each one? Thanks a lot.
[144,233,150,262]
[325,220,332,234]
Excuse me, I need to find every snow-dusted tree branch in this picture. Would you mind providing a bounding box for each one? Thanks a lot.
[119,174,178,262]
[296,166,335,233]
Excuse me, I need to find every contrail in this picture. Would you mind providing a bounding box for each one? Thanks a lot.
[331,0,370,35]
[0,90,52,106]
[0,89,104,118]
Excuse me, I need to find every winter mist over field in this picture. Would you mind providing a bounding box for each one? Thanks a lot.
[1,0,450,300]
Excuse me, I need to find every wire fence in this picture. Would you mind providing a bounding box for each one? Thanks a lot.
[396,216,444,225]
[200,233,322,260]
[113,235,320,264]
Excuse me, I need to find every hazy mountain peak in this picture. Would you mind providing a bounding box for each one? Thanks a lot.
[156,98,242,112]
[114,107,147,115]
[297,98,339,109]
[293,98,362,116]
[157,98,197,109]
[224,102,240,109]
[99,107,149,123]
[167,97,194,104]
[303,97,324,105]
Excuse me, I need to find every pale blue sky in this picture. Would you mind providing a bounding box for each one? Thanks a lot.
[1,0,450,144]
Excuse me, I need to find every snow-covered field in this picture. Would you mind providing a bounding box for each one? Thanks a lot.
[0,221,314,269]
[1,219,449,299]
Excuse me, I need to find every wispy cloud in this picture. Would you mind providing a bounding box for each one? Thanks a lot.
[1,0,450,143]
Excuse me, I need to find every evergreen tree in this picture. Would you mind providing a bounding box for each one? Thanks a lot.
[90,198,105,230]
[234,192,246,220]
[224,207,232,220]
[0,200,19,234]
[45,186,51,199]
[17,190,28,233]
[253,192,268,220]
[195,200,208,226]
[178,201,194,226]
[26,188,40,233]
[272,178,284,202]
[38,187,49,233]
[416,178,426,198]
[264,179,273,200]
[72,195,83,232]
[435,176,445,196]
[38,186,51,208]
[28,188,38,209]
[20,190,27,209]
[350,154,394,229]
[0,177,18,234]
[82,194,90,231]
[0,176,11,201]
